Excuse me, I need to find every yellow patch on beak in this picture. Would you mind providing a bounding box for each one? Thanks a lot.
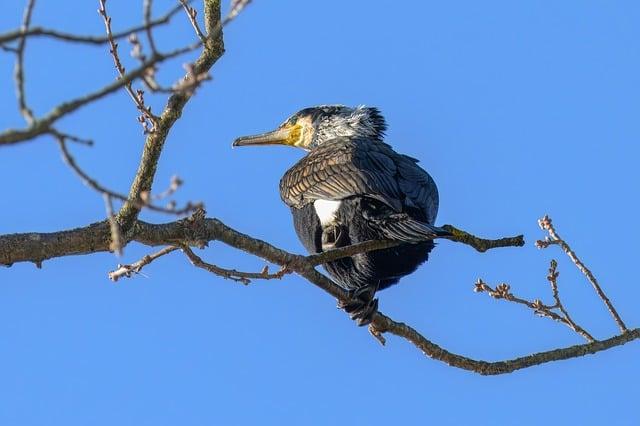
[287,124,303,146]
[232,116,311,148]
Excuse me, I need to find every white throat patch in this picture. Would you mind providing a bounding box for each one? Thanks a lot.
[313,199,342,226]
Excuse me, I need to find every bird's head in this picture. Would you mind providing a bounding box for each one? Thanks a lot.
[232,105,387,151]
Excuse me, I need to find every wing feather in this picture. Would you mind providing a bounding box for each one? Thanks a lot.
[279,137,439,224]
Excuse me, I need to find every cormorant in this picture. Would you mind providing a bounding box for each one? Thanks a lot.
[233,105,447,325]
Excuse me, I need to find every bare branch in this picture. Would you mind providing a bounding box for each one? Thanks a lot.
[0,41,202,146]
[142,0,159,56]
[442,224,524,252]
[115,0,227,233]
[179,0,207,43]
[103,194,123,256]
[109,246,178,281]
[306,229,524,267]
[0,0,633,376]
[0,214,636,375]
[0,2,185,46]
[224,0,253,25]
[370,313,639,375]
[182,246,289,285]
[98,0,158,133]
[536,215,628,333]
[14,0,36,124]
[151,175,183,201]
[474,275,595,342]
[52,130,199,216]
[546,259,586,339]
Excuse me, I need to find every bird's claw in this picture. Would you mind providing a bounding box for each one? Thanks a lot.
[338,287,379,326]
[321,224,347,251]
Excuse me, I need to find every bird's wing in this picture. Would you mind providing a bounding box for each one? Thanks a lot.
[279,138,400,210]
[280,138,439,225]
[394,153,439,224]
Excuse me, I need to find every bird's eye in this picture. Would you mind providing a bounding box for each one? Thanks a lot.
[288,117,297,126]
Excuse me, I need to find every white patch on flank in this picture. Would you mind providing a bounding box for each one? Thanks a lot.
[313,199,341,226]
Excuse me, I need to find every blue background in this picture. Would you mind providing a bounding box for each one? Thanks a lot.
[1,1,639,424]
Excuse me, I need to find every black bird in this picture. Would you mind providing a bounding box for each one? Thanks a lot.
[233,105,447,325]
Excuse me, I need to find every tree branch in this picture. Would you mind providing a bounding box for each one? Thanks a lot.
[370,314,639,375]
[442,224,524,252]
[0,0,634,376]
[0,42,201,146]
[0,214,636,375]
[109,245,178,281]
[115,0,225,233]
[0,2,185,46]
[181,246,289,285]
[536,215,628,333]
[53,130,198,215]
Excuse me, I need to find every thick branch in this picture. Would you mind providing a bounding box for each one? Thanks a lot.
[370,314,639,375]
[0,216,636,374]
[115,0,225,232]
[306,228,524,267]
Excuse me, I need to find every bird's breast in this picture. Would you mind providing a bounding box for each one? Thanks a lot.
[313,199,342,226]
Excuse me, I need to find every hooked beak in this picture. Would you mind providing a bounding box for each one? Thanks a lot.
[233,126,295,147]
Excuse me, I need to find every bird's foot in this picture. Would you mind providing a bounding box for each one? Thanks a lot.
[338,286,379,326]
[321,224,348,251]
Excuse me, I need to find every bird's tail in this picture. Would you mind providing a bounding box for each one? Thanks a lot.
[373,214,451,243]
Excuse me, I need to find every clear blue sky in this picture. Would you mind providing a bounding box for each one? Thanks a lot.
[1,1,639,424]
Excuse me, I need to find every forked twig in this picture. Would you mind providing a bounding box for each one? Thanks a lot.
[181,246,290,285]
[536,215,628,333]
[53,130,198,215]
[98,0,158,133]
[179,0,207,43]
[109,246,178,281]
[0,2,185,46]
[474,266,595,342]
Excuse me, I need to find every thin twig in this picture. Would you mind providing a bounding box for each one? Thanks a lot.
[474,275,595,342]
[536,215,628,333]
[109,246,178,281]
[223,0,253,25]
[0,41,202,146]
[142,0,158,55]
[179,0,207,43]
[546,259,585,338]
[98,0,158,133]
[103,193,123,256]
[0,2,186,45]
[52,130,198,215]
[182,246,289,285]
[151,175,183,200]
[1,43,19,53]
[14,0,36,124]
